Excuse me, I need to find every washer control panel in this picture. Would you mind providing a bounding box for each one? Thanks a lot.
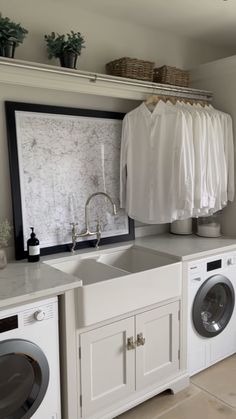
[0,297,57,334]
[23,303,54,326]
[227,256,236,266]
[207,259,222,272]
[188,251,236,280]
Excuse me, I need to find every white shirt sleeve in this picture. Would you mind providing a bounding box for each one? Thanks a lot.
[215,113,227,207]
[176,111,194,212]
[120,115,128,208]
[208,106,234,203]
[225,114,235,201]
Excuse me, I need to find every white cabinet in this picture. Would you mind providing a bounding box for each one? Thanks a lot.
[135,301,180,391]
[80,318,135,418]
[79,301,180,418]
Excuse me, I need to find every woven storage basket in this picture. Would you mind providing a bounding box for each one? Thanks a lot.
[153,65,190,87]
[106,57,154,81]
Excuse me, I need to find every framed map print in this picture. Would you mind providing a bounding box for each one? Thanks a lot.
[5,102,134,260]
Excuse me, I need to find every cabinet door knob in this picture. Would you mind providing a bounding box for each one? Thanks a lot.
[127,337,136,350]
[137,333,146,346]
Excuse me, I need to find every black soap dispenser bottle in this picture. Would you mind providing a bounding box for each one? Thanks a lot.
[27,227,40,262]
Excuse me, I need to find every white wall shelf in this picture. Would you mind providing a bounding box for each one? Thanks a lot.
[0,57,212,101]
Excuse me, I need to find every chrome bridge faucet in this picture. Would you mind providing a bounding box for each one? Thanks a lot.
[70,192,117,252]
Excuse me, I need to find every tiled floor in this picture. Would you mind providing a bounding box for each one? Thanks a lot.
[118,354,236,418]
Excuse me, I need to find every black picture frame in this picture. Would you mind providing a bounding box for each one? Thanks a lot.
[5,101,134,260]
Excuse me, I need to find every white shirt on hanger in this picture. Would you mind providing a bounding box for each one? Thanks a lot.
[166,100,195,219]
[171,101,208,212]
[207,105,234,202]
[120,100,192,223]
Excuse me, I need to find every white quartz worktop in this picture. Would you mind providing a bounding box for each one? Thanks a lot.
[136,234,236,261]
[1,233,236,310]
[0,261,82,309]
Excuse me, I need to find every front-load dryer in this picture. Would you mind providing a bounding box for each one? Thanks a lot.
[0,296,61,419]
[187,251,236,376]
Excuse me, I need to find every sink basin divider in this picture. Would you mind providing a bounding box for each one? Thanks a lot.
[96,261,130,276]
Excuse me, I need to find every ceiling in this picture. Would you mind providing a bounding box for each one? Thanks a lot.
[77,0,236,49]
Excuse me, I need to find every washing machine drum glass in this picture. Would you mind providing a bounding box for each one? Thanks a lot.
[0,339,49,419]
[193,275,235,338]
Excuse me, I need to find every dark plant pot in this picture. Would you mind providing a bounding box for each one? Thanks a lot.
[0,41,16,58]
[59,52,78,69]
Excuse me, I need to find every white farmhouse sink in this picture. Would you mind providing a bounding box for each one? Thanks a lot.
[45,245,182,327]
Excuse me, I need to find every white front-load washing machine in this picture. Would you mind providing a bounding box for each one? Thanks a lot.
[187,251,236,376]
[0,296,61,419]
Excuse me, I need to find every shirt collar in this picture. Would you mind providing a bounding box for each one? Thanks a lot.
[141,100,168,117]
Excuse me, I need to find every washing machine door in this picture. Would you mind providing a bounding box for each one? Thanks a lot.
[192,275,235,338]
[0,339,49,419]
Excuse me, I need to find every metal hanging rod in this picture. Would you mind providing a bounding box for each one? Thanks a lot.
[0,57,213,101]
[91,74,213,100]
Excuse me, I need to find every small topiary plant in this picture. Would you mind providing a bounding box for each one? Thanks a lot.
[44,30,85,59]
[0,219,12,248]
[0,13,28,57]
[0,13,28,46]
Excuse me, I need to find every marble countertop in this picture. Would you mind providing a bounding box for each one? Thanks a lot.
[0,261,82,309]
[1,233,236,310]
[136,233,236,261]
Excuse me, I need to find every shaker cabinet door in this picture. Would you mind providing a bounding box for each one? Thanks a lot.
[135,301,180,391]
[80,317,135,418]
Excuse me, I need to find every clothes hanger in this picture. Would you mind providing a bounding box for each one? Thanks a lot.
[168,96,178,105]
[145,94,181,108]
[145,95,209,108]
[144,94,169,112]
[145,94,164,106]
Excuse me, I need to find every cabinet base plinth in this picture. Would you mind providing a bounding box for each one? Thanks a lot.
[84,372,189,419]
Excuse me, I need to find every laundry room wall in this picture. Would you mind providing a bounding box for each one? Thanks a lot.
[0,1,234,258]
[0,0,234,71]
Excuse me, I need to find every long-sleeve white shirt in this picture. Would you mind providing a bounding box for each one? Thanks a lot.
[120,101,193,223]
[207,105,234,203]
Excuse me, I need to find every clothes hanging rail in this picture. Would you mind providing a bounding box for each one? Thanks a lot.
[145,94,209,107]
[0,57,213,102]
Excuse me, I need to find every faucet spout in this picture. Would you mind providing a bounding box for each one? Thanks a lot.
[70,192,117,252]
[85,192,117,232]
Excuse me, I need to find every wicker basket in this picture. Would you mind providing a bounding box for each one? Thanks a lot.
[153,65,190,87]
[106,57,154,81]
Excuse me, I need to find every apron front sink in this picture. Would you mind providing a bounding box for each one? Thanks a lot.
[45,245,182,327]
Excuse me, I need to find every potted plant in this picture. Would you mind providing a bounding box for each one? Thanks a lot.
[0,13,28,58]
[44,30,85,69]
[0,219,11,269]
